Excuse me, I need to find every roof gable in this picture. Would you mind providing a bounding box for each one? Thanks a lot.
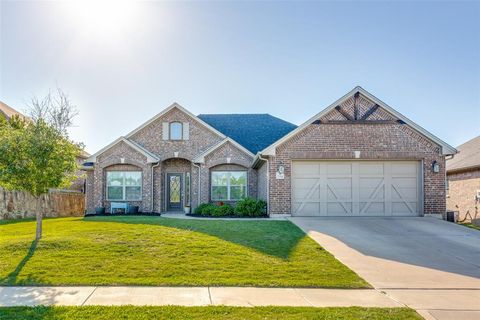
[198,114,297,154]
[261,87,457,156]
[86,137,160,163]
[193,138,254,163]
[126,102,226,139]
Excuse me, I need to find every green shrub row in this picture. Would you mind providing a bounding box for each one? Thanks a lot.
[194,198,267,217]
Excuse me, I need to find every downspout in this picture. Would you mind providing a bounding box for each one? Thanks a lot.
[257,154,270,215]
[151,161,161,213]
[192,162,201,209]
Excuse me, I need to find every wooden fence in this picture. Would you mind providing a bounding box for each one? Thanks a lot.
[0,187,85,220]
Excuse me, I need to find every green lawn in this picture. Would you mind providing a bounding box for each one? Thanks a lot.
[0,216,368,288]
[0,306,421,320]
[460,223,480,231]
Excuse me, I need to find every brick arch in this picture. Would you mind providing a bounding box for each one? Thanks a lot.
[99,158,146,170]
[162,157,192,165]
[206,158,251,169]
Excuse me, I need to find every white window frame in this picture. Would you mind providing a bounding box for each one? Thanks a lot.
[169,122,183,140]
[211,171,247,201]
[106,171,142,201]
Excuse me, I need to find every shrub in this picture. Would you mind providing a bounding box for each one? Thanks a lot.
[194,203,211,214]
[234,198,267,217]
[212,204,234,217]
[200,204,217,216]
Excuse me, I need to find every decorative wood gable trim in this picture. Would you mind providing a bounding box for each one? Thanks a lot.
[261,86,457,156]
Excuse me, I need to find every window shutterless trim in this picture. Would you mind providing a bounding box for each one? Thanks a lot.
[169,121,183,140]
[106,171,143,201]
[211,171,247,201]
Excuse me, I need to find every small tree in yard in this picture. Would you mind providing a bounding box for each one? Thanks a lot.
[0,89,83,240]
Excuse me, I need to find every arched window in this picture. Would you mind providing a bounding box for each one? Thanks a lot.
[169,122,183,140]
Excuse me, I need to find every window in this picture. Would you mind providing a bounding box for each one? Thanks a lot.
[211,171,247,201]
[169,122,183,140]
[107,171,142,201]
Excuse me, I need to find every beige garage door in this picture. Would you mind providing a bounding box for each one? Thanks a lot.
[292,161,421,216]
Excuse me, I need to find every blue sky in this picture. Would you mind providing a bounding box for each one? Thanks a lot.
[1,1,479,153]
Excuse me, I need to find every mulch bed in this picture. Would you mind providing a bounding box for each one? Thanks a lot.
[185,214,269,219]
[84,212,161,217]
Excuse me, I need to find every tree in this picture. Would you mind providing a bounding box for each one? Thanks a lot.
[0,91,83,240]
[27,87,79,134]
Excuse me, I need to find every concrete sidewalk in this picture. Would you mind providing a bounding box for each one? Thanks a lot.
[0,286,401,308]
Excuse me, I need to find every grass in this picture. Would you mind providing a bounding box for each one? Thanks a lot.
[0,216,369,288]
[460,223,480,231]
[0,306,422,320]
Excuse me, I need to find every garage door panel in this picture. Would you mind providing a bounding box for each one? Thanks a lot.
[392,187,417,199]
[293,202,321,216]
[292,161,421,216]
[327,163,352,174]
[327,188,352,200]
[359,163,385,175]
[392,202,417,215]
[327,202,352,215]
[293,163,320,175]
[393,177,418,187]
[360,202,385,214]
[391,163,417,174]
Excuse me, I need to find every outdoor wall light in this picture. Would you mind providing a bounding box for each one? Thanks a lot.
[432,161,440,173]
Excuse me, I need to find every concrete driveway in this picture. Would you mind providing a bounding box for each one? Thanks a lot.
[289,217,480,320]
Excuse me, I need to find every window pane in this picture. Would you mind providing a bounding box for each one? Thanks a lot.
[170,122,182,140]
[212,186,228,200]
[107,186,123,200]
[107,172,123,186]
[212,172,228,186]
[230,172,247,186]
[125,172,141,186]
[125,186,141,200]
[230,186,247,200]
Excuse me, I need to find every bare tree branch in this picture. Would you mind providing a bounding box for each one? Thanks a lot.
[26,87,79,134]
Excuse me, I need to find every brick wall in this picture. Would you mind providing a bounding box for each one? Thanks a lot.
[85,107,255,214]
[447,169,480,221]
[268,122,445,214]
[201,141,255,204]
[257,161,268,202]
[130,107,223,161]
[91,141,152,213]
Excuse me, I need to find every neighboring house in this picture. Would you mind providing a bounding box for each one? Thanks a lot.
[446,136,480,222]
[0,100,89,193]
[0,101,29,121]
[84,87,456,216]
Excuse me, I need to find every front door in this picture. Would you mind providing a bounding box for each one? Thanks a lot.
[167,173,182,211]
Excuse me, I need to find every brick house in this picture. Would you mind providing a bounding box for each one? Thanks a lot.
[446,136,480,222]
[84,87,457,216]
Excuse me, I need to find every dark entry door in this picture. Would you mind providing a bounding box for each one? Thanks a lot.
[167,173,182,211]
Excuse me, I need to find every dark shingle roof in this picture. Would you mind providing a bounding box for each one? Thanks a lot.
[447,135,480,172]
[198,114,297,154]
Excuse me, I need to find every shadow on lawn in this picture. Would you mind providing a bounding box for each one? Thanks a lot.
[1,240,37,284]
[82,216,306,259]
